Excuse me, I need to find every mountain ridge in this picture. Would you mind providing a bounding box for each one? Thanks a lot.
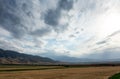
[0,48,57,64]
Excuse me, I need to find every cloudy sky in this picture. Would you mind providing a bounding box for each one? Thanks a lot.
[0,0,120,59]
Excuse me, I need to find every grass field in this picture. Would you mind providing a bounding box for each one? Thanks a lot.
[0,65,120,79]
[0,65,64,72]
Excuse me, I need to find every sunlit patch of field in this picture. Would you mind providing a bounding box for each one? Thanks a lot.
[0,65,120,79]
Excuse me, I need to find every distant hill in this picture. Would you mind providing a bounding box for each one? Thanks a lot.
[39,53,100,63]
[39,53,120,64]
[0,48,57,64]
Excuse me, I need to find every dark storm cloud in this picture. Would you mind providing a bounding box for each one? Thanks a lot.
[30,28,51,37]
[0,0,46,38]
[0,0,27,38]
[0,0,74,38]
[44,0,74,29]
[21,2,34,18]
[44,9,60,26]
[58,0,74,11]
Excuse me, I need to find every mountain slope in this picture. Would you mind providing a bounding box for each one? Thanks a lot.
[0,49,57,64]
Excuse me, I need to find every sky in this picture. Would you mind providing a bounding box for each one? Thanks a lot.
[0,0,120,59]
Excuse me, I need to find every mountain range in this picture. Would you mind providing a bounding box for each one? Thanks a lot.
[39,52,120,64]
[0,48,57,64]
[1,48,120,65]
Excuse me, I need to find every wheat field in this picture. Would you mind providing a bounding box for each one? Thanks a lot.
[0,66,120,79]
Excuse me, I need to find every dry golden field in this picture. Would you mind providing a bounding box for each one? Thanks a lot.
[0,66,120,79]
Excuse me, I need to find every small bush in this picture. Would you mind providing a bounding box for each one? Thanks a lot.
[64,65,70,67]
[109,73,120,79]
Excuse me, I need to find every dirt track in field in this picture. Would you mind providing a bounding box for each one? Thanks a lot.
[0,66,120,79]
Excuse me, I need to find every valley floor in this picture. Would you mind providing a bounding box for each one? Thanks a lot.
[0,66,120,79]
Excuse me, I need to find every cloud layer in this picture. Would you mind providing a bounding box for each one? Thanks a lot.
[0,0,120,59]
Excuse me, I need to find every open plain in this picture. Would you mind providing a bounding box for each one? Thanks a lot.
[0,65,120,79]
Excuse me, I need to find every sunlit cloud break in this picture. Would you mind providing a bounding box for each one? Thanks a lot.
[0,0,120,59]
